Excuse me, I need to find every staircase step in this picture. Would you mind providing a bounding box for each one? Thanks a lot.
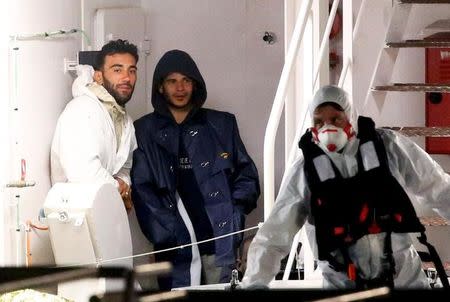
[419,216,450,226]
[372,83,450,92]
[386,40,450,48]
[400,0,450,4]
[381,126,450,137]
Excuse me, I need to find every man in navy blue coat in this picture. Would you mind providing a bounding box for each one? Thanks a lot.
[131,49,260,290]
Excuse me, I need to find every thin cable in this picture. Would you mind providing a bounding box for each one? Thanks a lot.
[79,29,92,47]
[56,225,261,268]
[9,28,91,46]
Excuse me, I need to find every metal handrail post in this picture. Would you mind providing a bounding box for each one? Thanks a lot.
[263,0,313,220]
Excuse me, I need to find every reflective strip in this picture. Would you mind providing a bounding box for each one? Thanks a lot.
[313,155,335,182]
[360,141,380,171]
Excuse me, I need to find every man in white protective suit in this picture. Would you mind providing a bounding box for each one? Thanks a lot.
[51,39,138,210]
[242,85,450,289]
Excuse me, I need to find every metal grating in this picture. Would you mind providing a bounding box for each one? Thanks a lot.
[386,40,450,48]
[419,216,450,226]
[373,83,450,92]
[422,261,450,273]
[382,127,450,137]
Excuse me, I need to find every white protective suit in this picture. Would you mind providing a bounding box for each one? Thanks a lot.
[242,128,450,289]
[51,65,137,187]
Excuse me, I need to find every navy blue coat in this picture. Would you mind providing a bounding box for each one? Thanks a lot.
[131,108,260,287]
[132,49,260,288]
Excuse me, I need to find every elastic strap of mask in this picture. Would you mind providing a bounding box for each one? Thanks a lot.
[343,123,355,139]
[310,127,319,143]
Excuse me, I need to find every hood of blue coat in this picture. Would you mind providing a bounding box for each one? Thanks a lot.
[151,49,207,122]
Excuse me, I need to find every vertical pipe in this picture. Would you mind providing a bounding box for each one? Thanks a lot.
[81,0,86,51]
[313,0,340,89]
[284,0,297,166]
[14,195,22,266]
[264,0,313,220]
[338,0,367,88]
[340,0,354,99]
[26,220,32,266]
[0,0,9,268]
[285,0,341,168]
[282,230,301,280]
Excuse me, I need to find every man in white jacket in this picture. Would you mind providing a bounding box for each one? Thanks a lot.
[242,85,450,289]
[51,39,138,209]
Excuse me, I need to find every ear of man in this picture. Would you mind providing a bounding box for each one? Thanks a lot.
[94,70,103,85]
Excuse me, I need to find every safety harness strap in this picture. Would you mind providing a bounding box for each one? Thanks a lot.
[417,233,450,288]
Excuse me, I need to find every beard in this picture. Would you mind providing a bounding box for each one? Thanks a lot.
[103,78,135,107]
[162,90,193,111]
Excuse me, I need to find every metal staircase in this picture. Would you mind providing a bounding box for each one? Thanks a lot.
[273,0,450,283]
[367,0,450,277]
[369,0,450,139]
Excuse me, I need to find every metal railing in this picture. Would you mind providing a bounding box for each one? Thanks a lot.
[263,0,342,219]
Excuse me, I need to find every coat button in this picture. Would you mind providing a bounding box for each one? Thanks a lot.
[168,203,174,208]
[209,191,219,197]
[200,161,210,167]
[189,130,198,136]
[169,165,174,172]
[218,221,227,228]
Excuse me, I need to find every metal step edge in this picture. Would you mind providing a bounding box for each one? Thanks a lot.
[386,40,450,48]
[399,0,450,4]
[372,83,450,92]
[381,127,450,137]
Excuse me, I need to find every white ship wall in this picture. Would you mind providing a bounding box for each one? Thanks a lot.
[1,0,284,268]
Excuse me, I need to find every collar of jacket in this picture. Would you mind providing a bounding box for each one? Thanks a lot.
[152,110,207,156]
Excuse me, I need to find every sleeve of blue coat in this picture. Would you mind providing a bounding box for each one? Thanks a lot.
[131,144,176,246]
[241,156,311,287]
[230,115,261,214]
[380,129,450,221]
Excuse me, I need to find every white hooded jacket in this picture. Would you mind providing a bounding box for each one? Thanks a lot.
[51,65,137,187]
[242,128,450,289]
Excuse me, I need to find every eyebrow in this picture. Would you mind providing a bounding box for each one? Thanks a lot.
[109,64,138,70]
[166,76,191,81]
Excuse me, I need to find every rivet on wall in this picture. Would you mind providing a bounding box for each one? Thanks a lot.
[263,31,276,45]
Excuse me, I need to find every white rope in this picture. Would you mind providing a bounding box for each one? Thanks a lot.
[57,224,261,268]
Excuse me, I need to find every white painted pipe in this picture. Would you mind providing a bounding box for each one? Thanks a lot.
[302,227,314,279]
[313,0,341,89]
[282,230,301,280]
[338,0,367,88]
[285,0,341,168]
[263,0,313,220]
[15,225,26,266]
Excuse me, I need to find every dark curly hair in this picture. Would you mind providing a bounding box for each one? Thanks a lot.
[94,39,139,71]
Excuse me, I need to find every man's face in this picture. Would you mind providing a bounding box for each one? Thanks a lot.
[159,72,194,110]
[313,104,348,130]
[95,53,137,106]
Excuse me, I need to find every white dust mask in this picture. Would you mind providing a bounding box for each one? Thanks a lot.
[314,124,352,153]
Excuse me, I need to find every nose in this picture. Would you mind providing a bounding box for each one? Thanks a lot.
[121,70,136,83]
[118,72,130,84]
[175,81,186,91]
